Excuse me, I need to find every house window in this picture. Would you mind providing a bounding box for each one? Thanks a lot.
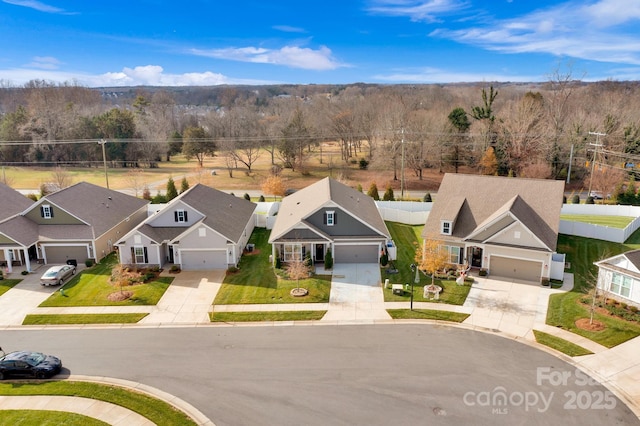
[175,210,188,223]
[441,221,452,235]
[41,205,53,219]
[134,247,146,264]
[442,245,461,264]
[610,273,632,298]
[283,243,302,262]
[324,211,336,226]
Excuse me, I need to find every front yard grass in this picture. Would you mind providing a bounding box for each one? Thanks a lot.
[39,254,173,307]
[383,221,471,305]
[387,309,469,322]
[23,313,148,325]
[0,381,196,426]
[547,232,640,347]
[214,228,331,304]
[532,330,593,357]
[1,410,108,426]
[210,310,326,322]
[0,279,21,297]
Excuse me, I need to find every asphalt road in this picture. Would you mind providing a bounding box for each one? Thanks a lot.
[2,325,637,426]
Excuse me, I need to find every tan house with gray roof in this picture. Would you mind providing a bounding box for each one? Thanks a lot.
[0,183,35,270]
[0,182,148,272]
[116,184,256,270]
[423,174,565,283]
[269,177,390,265]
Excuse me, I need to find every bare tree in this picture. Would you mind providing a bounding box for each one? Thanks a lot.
[50,166,72,189]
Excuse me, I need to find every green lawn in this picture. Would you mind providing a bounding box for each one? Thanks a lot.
[39,254,173,307]
[0,410,109,426]
[210,310,326,322]
[0,279,21,297]
[23,313,148,325]
[532,330,594,357]
[214,228,332,304]
[0,381,196,426]
[387,309,470,322]
[560,214,635,228]
[547,232,640,347]
[383,222,471,305]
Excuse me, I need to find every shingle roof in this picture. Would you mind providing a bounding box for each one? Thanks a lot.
[270,177,390,242]
[175,184,256,243]
[0,216,39,246]
[37,182,149,237]
[424,174,565,250]
[0,183,34,221]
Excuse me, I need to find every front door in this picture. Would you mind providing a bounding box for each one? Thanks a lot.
[470,246,483,268]
[315,244,324,262]
[168,245,174,263]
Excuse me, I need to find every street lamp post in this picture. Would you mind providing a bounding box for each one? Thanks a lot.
[98,139,109,189]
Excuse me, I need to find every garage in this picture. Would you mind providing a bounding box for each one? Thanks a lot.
[333,244,379,264]
[490,256,542,283]
[181,250,227,270]
[43,245,90,264]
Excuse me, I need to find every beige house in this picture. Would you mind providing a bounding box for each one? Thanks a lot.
[423,174,565,283]
[0,183,35,271]
[269,177,390,265]
[594,250,640,308]
[116,184,256,270]
[0,182,148,272]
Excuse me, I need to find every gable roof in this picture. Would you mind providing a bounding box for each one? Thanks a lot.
[27,182,149,237]
[424,174,565,250]
[0,183,34,221]
[595,250,640,280]
[269,177,390,242]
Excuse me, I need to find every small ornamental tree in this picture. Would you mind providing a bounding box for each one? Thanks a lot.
[324,248,333,270]
[142,186,151,200]
[166,177,178,200]
[180,177,190,194]
[262,175,285,201]
[367,182,380,200]
[356,183,363,193]
[415,236,450,285]
[288,259,310,292]
[383,184,395,201]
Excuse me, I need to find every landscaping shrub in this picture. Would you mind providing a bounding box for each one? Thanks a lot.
[423,192,432,202]
[562,195,567,204]
[275,253,282,269]
[586,196,595,204]
[21,270,29,275]
[243,193,251,201]
[383,185,395,201]
[324,248,333,270]
[380,252,388,267]
[258,195,265,202]
[478,268,488,276]
[85,259,94,267]
[367,183,380,201]
[227,266,239,273]
[359,158,369,170]
[571,194,580,204]
[169,265,181,273]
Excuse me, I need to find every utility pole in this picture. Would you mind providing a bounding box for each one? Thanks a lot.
[400,128,405,199]
[98,139,110,189]
[566,144,574,184]
[587,132,606,197]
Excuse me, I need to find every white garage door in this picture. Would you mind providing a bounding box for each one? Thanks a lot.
[333,245,379,263]
[490,256,542,283]
[181,250,227,270]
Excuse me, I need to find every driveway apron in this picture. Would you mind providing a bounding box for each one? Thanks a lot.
[322,263,390,322]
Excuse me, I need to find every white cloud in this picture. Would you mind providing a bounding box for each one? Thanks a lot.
[2,0,70,14]
[273,25,306,33]
[0,65,277,87]
[373,66,541,83]
[190,45,342,70]
[24,56,61,70]
[432,0,640,65]
[367,0,469,22]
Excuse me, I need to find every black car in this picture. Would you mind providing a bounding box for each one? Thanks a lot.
[0,350,62,379]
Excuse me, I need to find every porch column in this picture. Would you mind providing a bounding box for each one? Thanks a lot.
[22,248,31,273]
[271,244,276,266]
[3,249,11,274]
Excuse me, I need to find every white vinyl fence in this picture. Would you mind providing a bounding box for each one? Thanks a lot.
[375,201,431,225]
[559,204,640,243]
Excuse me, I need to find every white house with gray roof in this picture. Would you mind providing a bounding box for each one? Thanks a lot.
[0,182,148,272]
[116,184,256,270]
[269,177,390,265]
[423,174,565,283]
[595,250,640,308]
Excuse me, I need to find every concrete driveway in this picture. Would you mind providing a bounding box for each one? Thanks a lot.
[322,263,391,322]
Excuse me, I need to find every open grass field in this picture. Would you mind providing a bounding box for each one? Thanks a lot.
[560,214,635,228]
[3,141,445,197]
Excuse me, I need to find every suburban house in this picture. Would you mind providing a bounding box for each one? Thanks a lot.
[594,250,640,308]
[422,173,565,283]
[0,182,149,273]
[116,184,256,271]
[269,177,391,265]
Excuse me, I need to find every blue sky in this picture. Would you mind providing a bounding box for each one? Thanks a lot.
[1,0,639,87]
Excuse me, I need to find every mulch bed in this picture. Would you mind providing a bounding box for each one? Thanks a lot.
[107,291,133,301]
[575,318,606,331]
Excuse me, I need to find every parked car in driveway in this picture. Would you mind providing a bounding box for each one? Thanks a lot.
[0,349,62,379]
[40,264,76,286]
